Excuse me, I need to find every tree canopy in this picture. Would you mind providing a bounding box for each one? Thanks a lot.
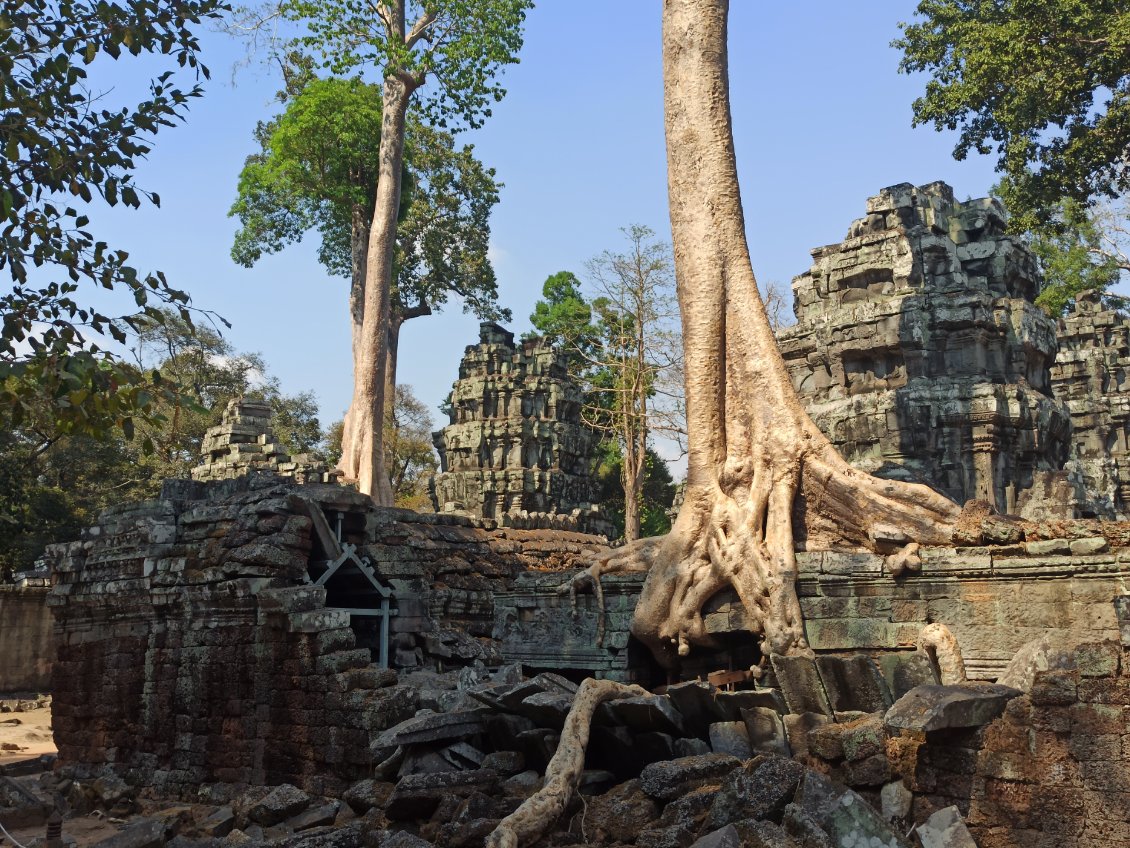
[233,0,532,499]
[0,0,225,440]
[896,0,1130,230]
[0,309,322,577]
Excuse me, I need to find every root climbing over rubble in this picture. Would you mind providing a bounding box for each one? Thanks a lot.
[485,679,647,848]
[501,3,963,846]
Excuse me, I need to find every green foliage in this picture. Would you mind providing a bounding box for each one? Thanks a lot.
[280,0,534,132]
[594,443,676,540]
[384,384,438,509]
[526,271,598,367]
[230,74,508,323]
[0,310,325,574]
[1029,200,1124,315]
[896,0,1130,229]
[230,76,383,274]
[0,0,226,440]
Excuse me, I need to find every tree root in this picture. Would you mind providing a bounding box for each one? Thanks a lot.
[558,538,663,647]
[918,623,966,684]
[484,679,648,848]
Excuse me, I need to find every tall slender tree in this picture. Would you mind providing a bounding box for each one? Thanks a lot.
[265,0,532,502]
[582,225,680,543]
[230,71,508,493]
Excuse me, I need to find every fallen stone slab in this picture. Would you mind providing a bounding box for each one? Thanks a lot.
[89,818,167,848]
[690,824,741,848]
[883,683,1021,733]
[385,769,499,821]
[610,695,686,735]
[794,770,908,848]
[713,688,788,718]
[639,753,742,802]
[915,805,978,848]
[287,800,341,832]
[877,652,939,700]
[781,803,833,848]
[705,754,806,829]
[741,706,790,757]
[735,818,798,848]
[285,820,366,848]
[516,691,574,726]
[343,779,394,814]
[199,806,235,838]
[441,741,485,770]
[584,779,661,844]
[816,655,892,713]
[248,783,312,826]
[771,655,832,717]
[708,721,753,759]
[374,709,490,748]
[663,681,731,728]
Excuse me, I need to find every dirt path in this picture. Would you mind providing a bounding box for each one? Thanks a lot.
[0,705,55,766]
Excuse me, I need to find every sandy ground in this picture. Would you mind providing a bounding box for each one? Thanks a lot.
[0,705,55,766]
[0,704,126,847]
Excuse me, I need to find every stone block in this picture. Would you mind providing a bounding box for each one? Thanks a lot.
[884,683,1021,733]
[741,707,790,757]
[249,783,312,826]
[708,722,752,759]
[915,805,977,848]
[705,755,806,830]
[782,712,831,758]
[771,654,832,716]
[385,769,499,820]
[816,654,893,713]
[639,754,742,802]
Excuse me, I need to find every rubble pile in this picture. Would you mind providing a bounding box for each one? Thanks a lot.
[11,639,1129,848]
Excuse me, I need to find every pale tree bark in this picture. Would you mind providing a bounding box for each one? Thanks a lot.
[337,3,422,503]
[596,0,961,666]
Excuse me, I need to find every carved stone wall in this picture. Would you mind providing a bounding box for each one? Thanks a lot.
[0,582,52,692]
[778,182,1074,517]
[1050,290,1130,518]
[41,475,603,793]
[431,322,610,535]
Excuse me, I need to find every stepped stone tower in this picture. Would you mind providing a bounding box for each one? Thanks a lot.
[192,397,333,483]
[777,181,1074,517]
[1050,290,1130,518]
[431,322,610,535]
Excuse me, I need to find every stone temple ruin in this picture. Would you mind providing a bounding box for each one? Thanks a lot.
[431,322,611,535]
[5,183,1130,848]
[778,181,1073,518]
[778,181,1130,522]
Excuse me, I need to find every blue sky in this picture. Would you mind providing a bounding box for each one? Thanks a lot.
[78,2,1002,444]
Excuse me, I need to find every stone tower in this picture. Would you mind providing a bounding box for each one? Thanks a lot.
[1050,290,1130,518]
[192,397,333,484]
[430,322,609,534]
[777,182,1073,516]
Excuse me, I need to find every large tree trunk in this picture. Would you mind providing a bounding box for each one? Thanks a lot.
[337,76,412,504]
[602,0,961,666]
[485,6,963,846]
